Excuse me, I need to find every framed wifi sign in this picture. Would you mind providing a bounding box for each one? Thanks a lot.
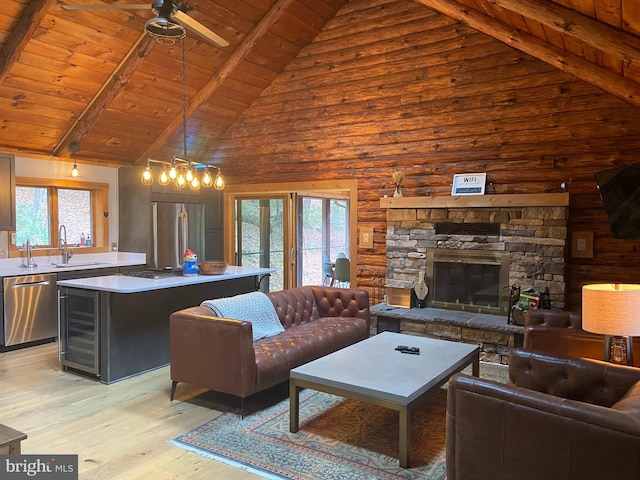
[451,173,487,196]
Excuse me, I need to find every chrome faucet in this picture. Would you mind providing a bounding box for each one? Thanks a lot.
[58,225,72,265]
[21,239,38,268]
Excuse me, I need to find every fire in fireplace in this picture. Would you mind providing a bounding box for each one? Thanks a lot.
[426,249,510,315]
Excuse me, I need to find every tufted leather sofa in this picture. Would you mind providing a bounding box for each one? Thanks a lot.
[446,349,640,480]
[169,286,370,400]
[524,309,640,367]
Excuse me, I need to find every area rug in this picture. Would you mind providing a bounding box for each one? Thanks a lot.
[170,363,508,480]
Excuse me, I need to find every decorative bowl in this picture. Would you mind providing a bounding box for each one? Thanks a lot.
[199,260,227,275]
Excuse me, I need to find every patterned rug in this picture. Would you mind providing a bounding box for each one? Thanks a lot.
[170,363,508,480]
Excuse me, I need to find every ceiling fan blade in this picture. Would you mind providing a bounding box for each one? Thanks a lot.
[62,3,150,10]
[173,10,229,47]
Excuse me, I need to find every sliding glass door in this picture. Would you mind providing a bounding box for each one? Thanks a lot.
[297,196,350,286]
[234,196,290,292]
[224,180,357,292]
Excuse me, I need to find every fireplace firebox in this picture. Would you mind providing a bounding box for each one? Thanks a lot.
[426,249,510,315]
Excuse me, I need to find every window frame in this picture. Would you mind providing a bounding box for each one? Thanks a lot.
[9,177,110,258]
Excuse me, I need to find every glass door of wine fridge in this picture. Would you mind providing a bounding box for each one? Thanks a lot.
[59,288,100,377]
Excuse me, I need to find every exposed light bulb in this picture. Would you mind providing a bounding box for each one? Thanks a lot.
[214,169,225,190]
[186,168,194,182]
[175,173,186,189]
[158,170,170,185]
[202,168,213,187]
[190,175,200,190]
[141,166,153,185]
[168,166,177,180]
[71,163,80,178]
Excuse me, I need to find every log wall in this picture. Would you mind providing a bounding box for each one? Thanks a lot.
[213,0,640,310]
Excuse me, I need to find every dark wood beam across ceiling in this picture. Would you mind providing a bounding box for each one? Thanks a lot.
[0,0,57,85]
[414,0,640,107]
[488,0,640,66]
[53,33,158,158]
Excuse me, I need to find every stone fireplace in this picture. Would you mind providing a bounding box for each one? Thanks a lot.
[384,201,568,313]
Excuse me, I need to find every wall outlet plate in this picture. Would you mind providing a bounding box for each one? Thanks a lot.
[359,226,374,249]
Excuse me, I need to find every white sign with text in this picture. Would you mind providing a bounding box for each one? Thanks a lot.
[452,173,487,196]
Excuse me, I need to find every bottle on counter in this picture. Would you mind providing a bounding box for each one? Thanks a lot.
[80,232,86,246]
[86,234,92,247]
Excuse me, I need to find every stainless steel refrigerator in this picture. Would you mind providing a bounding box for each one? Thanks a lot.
[150,202,205,269]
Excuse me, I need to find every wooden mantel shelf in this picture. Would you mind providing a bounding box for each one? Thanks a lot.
[380,193,569,209]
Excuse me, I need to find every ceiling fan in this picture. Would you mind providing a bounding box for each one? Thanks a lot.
[62,1,229,47]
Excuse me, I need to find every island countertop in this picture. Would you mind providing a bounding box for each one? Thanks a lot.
[56,266,275,293]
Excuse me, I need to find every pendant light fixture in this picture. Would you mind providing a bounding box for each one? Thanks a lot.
[69,143,82,178]
[139,37,225,190]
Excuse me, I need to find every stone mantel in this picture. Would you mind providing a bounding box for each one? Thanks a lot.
[380,193,569,209]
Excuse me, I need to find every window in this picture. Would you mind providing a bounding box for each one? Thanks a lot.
[15,186,50,246]
[58,189,92,246]
[12,178,108,255]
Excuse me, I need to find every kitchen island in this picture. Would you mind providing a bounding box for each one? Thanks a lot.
[57,266,274,384]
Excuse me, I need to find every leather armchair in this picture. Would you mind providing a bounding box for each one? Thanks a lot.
[524,309,640,367]
[446,349,640,480]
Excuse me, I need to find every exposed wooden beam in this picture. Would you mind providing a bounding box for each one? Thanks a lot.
[0,0,56,85]
[414,0,640,107]
[134,0,298,165]
[488,0,640,66]
[53,32,157,157]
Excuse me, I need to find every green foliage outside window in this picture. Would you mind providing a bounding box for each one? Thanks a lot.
[15,187,50,246]
[16,186,92,248]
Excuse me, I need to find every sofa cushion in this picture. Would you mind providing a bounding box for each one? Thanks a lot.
[202,291,285,341]
[252,316,369,393]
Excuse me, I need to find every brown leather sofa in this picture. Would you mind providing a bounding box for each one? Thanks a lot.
[524,309,640,367]
[446,349,640,480]
[169,286,370,400]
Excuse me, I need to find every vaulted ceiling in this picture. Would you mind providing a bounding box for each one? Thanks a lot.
[1,0,639,169]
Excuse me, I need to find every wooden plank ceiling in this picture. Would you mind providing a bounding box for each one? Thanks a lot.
[0,0,639,168]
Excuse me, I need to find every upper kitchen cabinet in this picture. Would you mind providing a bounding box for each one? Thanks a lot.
[0,154,16,230]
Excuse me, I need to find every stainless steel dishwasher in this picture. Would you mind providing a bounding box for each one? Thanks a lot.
[3,273,57,347]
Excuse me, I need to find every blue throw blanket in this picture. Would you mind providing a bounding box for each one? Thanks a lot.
[202,291,285,342]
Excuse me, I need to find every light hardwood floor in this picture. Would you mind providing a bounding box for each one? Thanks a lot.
[0,342,261,479]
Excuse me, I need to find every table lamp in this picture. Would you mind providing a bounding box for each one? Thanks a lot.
[582,284,640,365]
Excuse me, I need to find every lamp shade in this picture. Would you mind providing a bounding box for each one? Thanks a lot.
[582,284,640,336]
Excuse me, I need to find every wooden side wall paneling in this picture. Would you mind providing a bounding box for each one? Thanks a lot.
[213,0,640,305]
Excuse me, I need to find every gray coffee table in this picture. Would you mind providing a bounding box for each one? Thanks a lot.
[289,331,479,468]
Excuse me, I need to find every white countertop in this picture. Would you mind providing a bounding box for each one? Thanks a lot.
[56,266,275,293]
[0,252,146,278]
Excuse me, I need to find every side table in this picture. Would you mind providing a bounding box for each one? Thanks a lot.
[0,424,27,454]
